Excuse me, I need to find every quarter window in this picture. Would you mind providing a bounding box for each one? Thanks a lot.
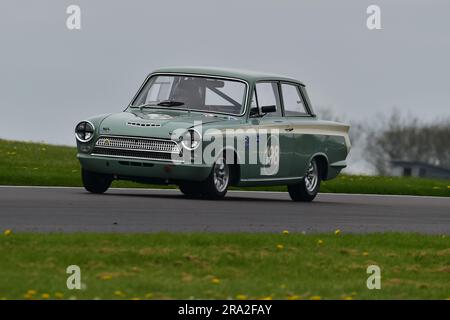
[255,82,282,117]
[281,83,308,116]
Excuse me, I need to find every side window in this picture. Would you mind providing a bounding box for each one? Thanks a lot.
[255,82,282,117]
[281,83,308,116]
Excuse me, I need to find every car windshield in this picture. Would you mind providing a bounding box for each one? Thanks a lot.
[130,75,247,115]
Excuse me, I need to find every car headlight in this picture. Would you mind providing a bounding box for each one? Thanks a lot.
[75,121,95,142]
[181,129,202,150]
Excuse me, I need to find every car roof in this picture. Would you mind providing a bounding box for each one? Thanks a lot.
[150,66,305,86]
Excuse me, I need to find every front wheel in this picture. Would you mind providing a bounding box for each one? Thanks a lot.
[288,158,321,202]
[201,156,230,199]
[82,169,112,194]
[178,182,204,198]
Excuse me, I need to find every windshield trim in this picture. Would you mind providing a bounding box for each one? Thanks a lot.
[126,72,249,117]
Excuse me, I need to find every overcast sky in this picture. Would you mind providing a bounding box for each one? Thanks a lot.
[0,0,449,146]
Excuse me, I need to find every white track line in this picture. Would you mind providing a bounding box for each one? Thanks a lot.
[0,185,448,199]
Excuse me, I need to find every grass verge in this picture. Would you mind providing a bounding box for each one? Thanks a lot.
[0,232,449,300]
[1,139,449,196]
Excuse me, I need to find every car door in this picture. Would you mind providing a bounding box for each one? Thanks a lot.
[252,81,294,180]
[279,82,315,177]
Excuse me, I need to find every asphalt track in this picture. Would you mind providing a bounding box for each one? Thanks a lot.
[0,186,449,234]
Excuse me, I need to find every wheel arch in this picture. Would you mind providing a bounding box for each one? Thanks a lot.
[310,153,329,181]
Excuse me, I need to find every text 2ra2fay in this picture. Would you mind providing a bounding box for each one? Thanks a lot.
[178,304,272,317]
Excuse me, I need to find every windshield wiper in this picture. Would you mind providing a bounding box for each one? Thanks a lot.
[156,100,185,107]
[131,100,185,111]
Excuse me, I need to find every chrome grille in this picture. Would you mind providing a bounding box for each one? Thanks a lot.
[92,135,181,162]
[95,136,179,153]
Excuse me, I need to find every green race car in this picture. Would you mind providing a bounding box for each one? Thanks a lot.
[76,67,350,201]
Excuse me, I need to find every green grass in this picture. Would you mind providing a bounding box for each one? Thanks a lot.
[0,232,449,300]
[1,139,448,300]
[0,139,449,196]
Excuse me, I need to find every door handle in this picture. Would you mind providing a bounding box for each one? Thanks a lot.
[285,127,294,132]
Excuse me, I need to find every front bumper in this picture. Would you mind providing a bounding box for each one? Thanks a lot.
[77,153,212,183]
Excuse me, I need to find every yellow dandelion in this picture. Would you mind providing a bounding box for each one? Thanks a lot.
[41,293,50,299]
[362,252,369,257]
[334,229,341,236]
[236,294,247,300]
[114,290,125,297]
[287,295,301,300]
[317,239,324,245]
[276,244,284,250]
[24,294,33,300]
[447,186,450,189]
[342,295,353,300]
[100,274,112,280]
[54,292,64,299]
[27,290,37,296]
[310,295,322,300]
[4,229,12,236]
[282,230,289,235]
[211,278,221,284]
[260,296,272,300]
[130,297,141,300]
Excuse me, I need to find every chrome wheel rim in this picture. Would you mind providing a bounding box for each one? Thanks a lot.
[213,157,229,193]
[305,160,318,193]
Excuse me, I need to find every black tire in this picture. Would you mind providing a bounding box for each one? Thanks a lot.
[201,156,230,200]
[178,182,204,198]
[288,158,321,202]
[81,169,112,194]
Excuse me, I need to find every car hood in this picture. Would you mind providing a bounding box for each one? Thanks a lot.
[97,110,235,139]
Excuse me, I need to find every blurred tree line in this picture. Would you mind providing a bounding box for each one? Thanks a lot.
[316,108,450,175]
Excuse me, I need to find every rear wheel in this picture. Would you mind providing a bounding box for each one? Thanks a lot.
[81,169,112,194]
[288,158,321,202]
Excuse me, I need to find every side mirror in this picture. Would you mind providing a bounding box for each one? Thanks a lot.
[261,105,276,114]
